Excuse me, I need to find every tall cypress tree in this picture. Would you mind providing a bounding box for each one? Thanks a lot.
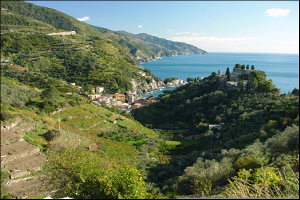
[226,67,231,81]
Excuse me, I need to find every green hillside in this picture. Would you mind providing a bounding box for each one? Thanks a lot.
[1,1,103,36]
[132,66,299,197]
[1,1,207,95]
[0,76,165,199]
[1,1,298,199]
[117,31,207,61]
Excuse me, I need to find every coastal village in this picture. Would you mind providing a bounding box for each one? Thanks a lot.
[66,83,160,114]
[64,66,254,115]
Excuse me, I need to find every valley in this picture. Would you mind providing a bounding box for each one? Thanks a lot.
[1,1,299,199]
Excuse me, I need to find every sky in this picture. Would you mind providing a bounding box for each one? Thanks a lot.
[26,1,299,54]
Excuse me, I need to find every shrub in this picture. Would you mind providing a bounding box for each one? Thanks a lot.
[176,157,235,195]
[234,156,261,171]
[0,111,11,121]
[265,125,299,158]
[43,129,60,141]
[193,178,212,197]
[222,167,299,198]
[46,147,151,199]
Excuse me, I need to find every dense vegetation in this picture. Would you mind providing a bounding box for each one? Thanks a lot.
[1,1,205,94]
[1,1,298,199]
[133,66,299,197]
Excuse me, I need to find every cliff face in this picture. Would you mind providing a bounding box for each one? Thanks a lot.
[129,77,186,95]
[129,77,165,95]
[165,78,186,87]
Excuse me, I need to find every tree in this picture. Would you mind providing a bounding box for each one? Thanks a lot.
[187,78,194,83]
[251,65,255,70]
[225,67,231,81]
[42,86,59,105]
[227,73,231,81]
[248,77,258,90]
[1,35,12,56]
[241,65,245,70]
[246,65,250,70]
[234,63,242,69]
[83,84,95,93]
[225,67,230,75]
[237,80,245,92]
[291,88,299,96]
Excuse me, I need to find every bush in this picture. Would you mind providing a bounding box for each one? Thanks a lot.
[234,156,261,171]
[193,178,212,197]
[46,147,152,199]
[265,125,299,158]
[176,157,235,195]
[0,111,11,121]
[222,167,299,198]
[43,129,60,141]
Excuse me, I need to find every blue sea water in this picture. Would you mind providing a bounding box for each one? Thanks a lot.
[141,52,299,97]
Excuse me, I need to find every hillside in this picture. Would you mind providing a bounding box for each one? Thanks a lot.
[117,31,207,62]
[1,1,207,95]
[0,77,164,199]
[1,1,298,199]
[132,66,299,197]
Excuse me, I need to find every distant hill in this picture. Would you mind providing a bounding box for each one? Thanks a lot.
[117,31,207,61]
[1,1,208,94]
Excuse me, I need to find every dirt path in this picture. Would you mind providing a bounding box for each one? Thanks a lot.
[1,119,52,199]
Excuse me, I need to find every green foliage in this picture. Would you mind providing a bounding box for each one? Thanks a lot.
[237,80,244,92]
[46,147,152,199]
[1,170,12,199]
[222,167,299,198]
[265,125,299,158]
[234,63,242,69]
[193,178,212,197]
[0,111,11,121]
[234,156,261,170]
[1,77,40,108]
[292,88,299,96]
[176,157,235,195]
[43,129,60,141]
[164,77,178,84]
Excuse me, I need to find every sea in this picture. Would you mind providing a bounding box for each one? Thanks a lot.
[140,52,299,97]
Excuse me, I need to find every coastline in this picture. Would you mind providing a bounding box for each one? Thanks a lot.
[140,53,299,94]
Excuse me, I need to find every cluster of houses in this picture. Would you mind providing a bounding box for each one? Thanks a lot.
[67,83,158,114]
[88,92,158,114]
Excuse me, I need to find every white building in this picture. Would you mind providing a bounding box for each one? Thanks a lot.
[95,86,104,94]
[208,124,222,131]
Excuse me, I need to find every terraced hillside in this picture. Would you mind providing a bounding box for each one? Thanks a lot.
[53,104,159,148]
[1,117,51,199]
[0,96,160,198]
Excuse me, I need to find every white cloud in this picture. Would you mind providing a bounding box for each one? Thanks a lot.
[169,35,298,53]
[166,29,175,32]
[172,36,259,42]
[175,32,191,35]
[77,16,90,21]
[266,8,290,17]
[138,25,143,28]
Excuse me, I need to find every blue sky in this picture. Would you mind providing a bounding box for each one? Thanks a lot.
[27,1,299,54]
